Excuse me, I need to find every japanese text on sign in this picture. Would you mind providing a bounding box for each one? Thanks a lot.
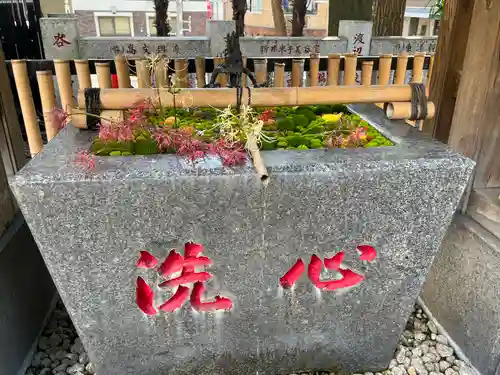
[259,41,321,56]
[53,33,71,48]
[352,32,365,54]
[393,41,436,54]
[110,43,182,57]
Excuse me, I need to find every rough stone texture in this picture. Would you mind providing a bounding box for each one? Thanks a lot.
[422,214,500,375]
[338,20,372,56]
[245,26,327,37]
[10,104,474,375]
[74,11,97,37]
[370,37,437,55]
[206,20,236,57]
[40,17,80,60]
[240,36,347,57]
[78,36,211,59]
[185,11,208,36]
[0,216,57,375]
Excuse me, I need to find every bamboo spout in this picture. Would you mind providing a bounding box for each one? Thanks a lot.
[77,85,425,110]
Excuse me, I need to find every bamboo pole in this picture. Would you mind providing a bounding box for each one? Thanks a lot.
[195,56,206,88]
[174,58,189,88]
[394,53,409,85]
[74,60,92,90]
[343,53,358,86]
[411,52,426,83]
[53,59,74,113]
[327,53,340,86]
[274,63,285,87]
[36,71,58,141]
[247,135,269,182]
[214,57,227,87]
[11,60,43,156]
[361,61,373,86]
[114,55,131,88]
[254,58,267,86]
[291,59,302,87]
[309,53,320,86]
[154,60,168,88]
[78,85,425,110]
[385,101,435,120]
[378,54,392,85]
[95,62,112,89]
[136,60,150,88]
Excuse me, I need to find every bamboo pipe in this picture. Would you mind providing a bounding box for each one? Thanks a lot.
[95,62,112,89]
[327,53,340,86]
[254,58,267,86]
[136,60,150,88]
[427,54,435,84]
[11,60,43,155]
[291,59,302,87]
[174,59,189,88]
[309,53,320,86]
[378,54,392,85]
[195,57,206,88]
[114,55,131,88]
[242,56,247,88]
[411,52,426,83]
[36,71,58,141]
[214,57,227,87]
[394,53,409,85]
[361,61,373,86]
[53,60,74,113]
[74,60,92,89]
[385,101,435,120]
[247,135,269,182]
[274,63,285,87]
[78,85,426,110]
[154,60,168,88]
[343,53,357,86]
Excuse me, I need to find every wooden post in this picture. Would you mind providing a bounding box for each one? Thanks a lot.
[95,62,112,89]
[343,53,358,85]
[422,0,475,140]
[0,43,26,173]
[327,53,340,86]
[394,53,409,84]
[36,71,58,141]
[114,55,131,88]
[291,59,302,87]
[174,59,189,88]
[427,54,435,85]
[447,0,500,190]
[309,53,320,86]
[214,57,228,87]
[195,57,206,88]
[54,60,74,113]
[361,61,373,86]
[378,54,392,85]
[411,52,426,83]
[75,60,92,89]
[11,60,43,156]
[136,60,151,88]
[254,59,268,86]
[274,63,285,87]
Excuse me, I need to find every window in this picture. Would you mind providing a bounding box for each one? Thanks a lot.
[433,20,440,35]
[147,15,177,36]
[248,0,262,12]
[408,17,419,36]
[97,16,132,36]
[419,24,427,36]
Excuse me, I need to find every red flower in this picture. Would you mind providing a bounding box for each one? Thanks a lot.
[136,251,158,268]
[136,277,157,315]
[158,249,184,277]
[190,282,233,312]
[158,286,190,312]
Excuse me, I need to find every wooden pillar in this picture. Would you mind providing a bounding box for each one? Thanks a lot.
[74,60,92,89]
[195,57,206,88]
[95,62,112,88]
[114,55,131,88]
[136,60,151,88]
[309,53,320,86]
[0,43,26,173]
[54,60,74,113]
[447,0,500,190]
[36,71,58,141]
[423,0,475,140]
[327,53,340,85]
[274,63,285,87]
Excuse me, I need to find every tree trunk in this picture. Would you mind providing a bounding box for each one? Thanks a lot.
[372,0,406,36]
[291,0,307,36]
[154,0,171,36]
[328,0,373,36]
[232,0,247,37]
[271,0,287,36]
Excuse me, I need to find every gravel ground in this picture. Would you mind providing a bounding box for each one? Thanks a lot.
[24,300,476,375]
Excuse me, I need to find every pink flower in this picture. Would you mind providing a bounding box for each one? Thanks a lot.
[48,107,70,131]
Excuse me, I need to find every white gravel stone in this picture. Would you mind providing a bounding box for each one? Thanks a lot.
[439,361,452,371]
[445,369,458,375]
[411,358,428,375]
[78,352,89,363]
[412,348,423,357]
[436,344,454,358]
[396,347,407,364]
[427,321,437,334]
[403,357,411,368]
[391,366,405,375]
[415,333,427,342]
[446,356,456,363]
[39,369,52,375]
[53,363,69,372]
[408,366,417,375]
[436,335,449,345]
[390,359,398,369]
[67,363,85,374]
[431,334,437,340]
[458,366,475,375]
[86,362,96,374]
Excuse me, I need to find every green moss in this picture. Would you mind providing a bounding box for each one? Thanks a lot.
[290,114,310,127]
[261,139,277,150]
[135,136,158,155]
[310,139,323,149]
[330,104,349,113]
[109,151,122,156]
[276,117,296,131]
[295,108,317,122]
[91,140,134,156]
[277,141,288,148]
[314,105,332,115]
[121,151,133,156]
[286,135,310,147]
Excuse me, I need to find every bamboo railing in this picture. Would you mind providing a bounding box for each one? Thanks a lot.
[8,53,434,156]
